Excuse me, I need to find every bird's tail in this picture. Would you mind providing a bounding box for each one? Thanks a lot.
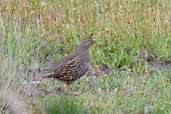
[28,68,54,78]
[33,67,55,78]
[41,72,55,78]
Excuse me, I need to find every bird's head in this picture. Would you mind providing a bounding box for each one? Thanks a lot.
[76,34,95,54]
[80,33,95,48]
[79,38,95,49]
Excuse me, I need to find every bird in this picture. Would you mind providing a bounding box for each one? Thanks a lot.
[42,35,95,84]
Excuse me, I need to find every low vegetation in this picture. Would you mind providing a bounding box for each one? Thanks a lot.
[0,0,171,114]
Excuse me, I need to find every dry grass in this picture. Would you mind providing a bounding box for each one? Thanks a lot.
[0,57,33,114]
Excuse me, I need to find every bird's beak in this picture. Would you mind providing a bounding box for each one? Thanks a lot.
[91,39,96,44]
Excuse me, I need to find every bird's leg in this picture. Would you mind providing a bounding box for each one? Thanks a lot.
[63,83,81,96]
[63,82,72,91]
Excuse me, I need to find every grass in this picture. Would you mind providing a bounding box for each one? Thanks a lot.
[0,0,171,114]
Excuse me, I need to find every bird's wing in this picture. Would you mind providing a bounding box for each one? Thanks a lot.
[55,56,82,80]
[42,53,78,78]
[51,53,78,73]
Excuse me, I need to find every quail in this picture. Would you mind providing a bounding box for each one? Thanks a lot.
[43,36,95,84]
